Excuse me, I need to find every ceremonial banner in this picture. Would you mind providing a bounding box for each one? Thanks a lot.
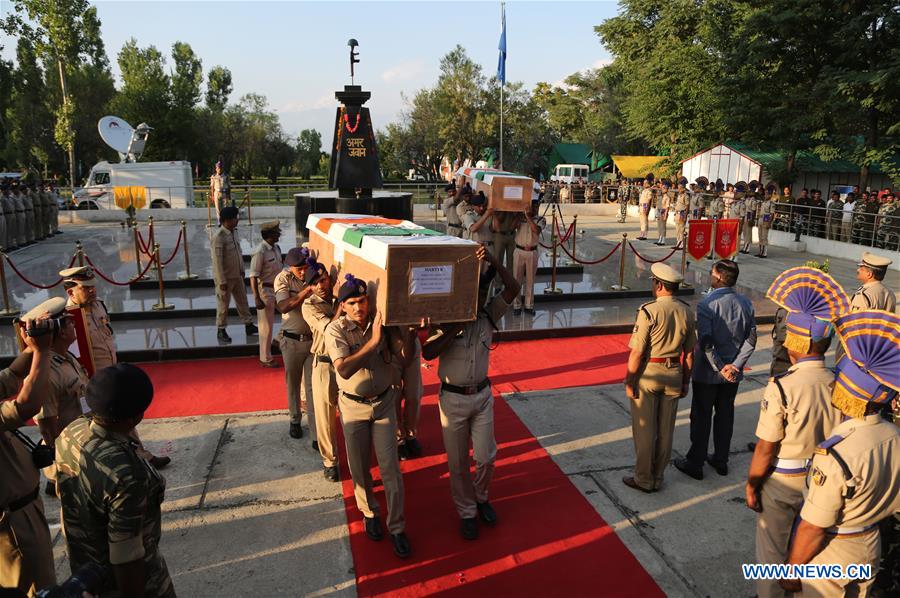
[714,218,741,259]
[687,219,713,261]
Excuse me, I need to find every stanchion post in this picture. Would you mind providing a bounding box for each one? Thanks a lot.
[148,217,163,271]
[0,251,20,316]
[207,191,213,228]
[571,214,578,260]
[151,244,174,311]
[132,227,145,280]
[245,188,252,226]
[177,220,198,280]
[611,233,630,291]
[708,218,717,260]
[543,210,563,294]
[75,241,84,267]
[680,230,691,288]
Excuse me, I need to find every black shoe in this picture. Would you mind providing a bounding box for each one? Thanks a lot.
[476,501,497,526]
[311,440,319,452]
[397,442,409,461]
[217,328,232,343]
[44,480,57,497]
[706,454,728,476]
[460,517,479,540]
[289,423,303,439]
[365,516,383,541]
[513,307,522,316]
[245,323,259,336]
[323,466,339,482]
[149,455,171,470]
[622,476,656,493]
[406,437,422,458]
[674,458,703,480]
[391,533,411,559]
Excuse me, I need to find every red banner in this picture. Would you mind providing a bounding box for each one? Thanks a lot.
[687,219,713,260]
[715,219,741,259]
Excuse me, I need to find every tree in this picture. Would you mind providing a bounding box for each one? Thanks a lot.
[168,41,203,159]
[295,129,322,179]
[7,36,54,176]
[206,65,232,112]
[111,39,171,160]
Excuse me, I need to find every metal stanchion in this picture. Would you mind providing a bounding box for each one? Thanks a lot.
[707,218,717,260]
[0,250,20,316]
[611,233,629,291]
[149,217,163,271]
[680,230,691,288]
[151,244,174,311]
[207,191,213,228]
[177,220,198,280]
[245,188,253,226]
[543,210,562,294]
[76,241,84,267]
[570,214,578,262]
[132,227,146,280]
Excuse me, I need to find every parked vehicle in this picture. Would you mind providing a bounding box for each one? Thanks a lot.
[72,161,194,210]
[550,164,590,184]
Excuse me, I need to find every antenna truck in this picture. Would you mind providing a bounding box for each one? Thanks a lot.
[72,116,194,210]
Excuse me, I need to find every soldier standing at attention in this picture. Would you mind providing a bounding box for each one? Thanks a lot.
[0,185,9,250]
[324,274,416,559]
[655,180,672,246]
[0,318,55,595]
[275,248,314,440]
[47,182,60,235]
[422,246,519,539]
[300,260,340,480]
[512,199,545,316]
[211,206,257,344]
[745,267,848,598]
[673,179,689,248]
[623,263,696,493]
[780,310,900,596]
[209,160,230,218]
[756,185,775,258]
[249,221,283,368]
[12,184,27,247]
[20,184,35,245]
[638,178,653,240]
[55,364,178,598]
[689,180,705,220]
[851,253,895,312]
[442,184,463,238]
[492,211,517,285]
[740,183,759,254]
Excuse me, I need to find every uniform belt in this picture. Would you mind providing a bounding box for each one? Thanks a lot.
[282,331,311,341]
[773,458,809,474]
[2,486,39,512]
[448,223,462,228]
[261,282,274,288]
[343,387,390,405]
[647,357,679,366]
[516,244,537,251]
[441,378,490,396]
[315,354,331,364]
[826,523,877,537]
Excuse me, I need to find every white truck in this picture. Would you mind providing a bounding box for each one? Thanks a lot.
[72,161,194,210]
[550,163,590,184]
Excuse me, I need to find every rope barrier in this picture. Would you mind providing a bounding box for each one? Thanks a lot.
[555,218,575,244]
[158,228,184,266]
[558,240,622,265]
[5,253,77,289]
[628,242,679,264]
[83,252,155,286]
[136,228,153,255]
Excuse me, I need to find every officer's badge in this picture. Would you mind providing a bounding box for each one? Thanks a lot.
[761,398,768,412]
[811,467,827,486]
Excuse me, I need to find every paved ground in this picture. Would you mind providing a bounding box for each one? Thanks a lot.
[37,329,791,597]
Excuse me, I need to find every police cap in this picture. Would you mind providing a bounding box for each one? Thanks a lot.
[858,252,892,271]
[60,266,96,287]
[650,262,683,285]
[260,220,281,235]
[284,247,309,267]
[23,297,68,321]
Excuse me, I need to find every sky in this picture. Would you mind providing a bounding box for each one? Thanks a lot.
[2,1,617,143]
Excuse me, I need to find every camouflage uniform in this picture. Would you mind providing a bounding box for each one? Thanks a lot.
[55,416,176,598]
[874,199,898,251]
[851,198,879,246]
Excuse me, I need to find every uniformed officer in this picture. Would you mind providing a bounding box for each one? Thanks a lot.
[0,317,55,595]
[211,206,257,343]
[655,180,672,245]
[616,179,629,223]
[673,180,689,248]
[709,179,725,220]
[324,274,416,559]
[780,310,900,596]
[55,364,177,598]
[47,183,60,235]
[30,185,44,242]
[512,199,545,315]
[462,192,494,254]
[11,186,27,247]
[727,184,747,254]
[745,267,849,598]
[492,211,517,283]
[0,186,10,250]
[623,263,697,493]
[38,184,51,240]
[422,246,519,539]
[740,183,759,254]
[442,184,464,238]
[455,185,473,226]
[689,179,706,220]
[26,298,89,498]
[20,185,35,245]
[638,177,654,240]
[249,221,283,368]
[769,307,791,378]
[275,247,314,440]
[209,160,230,217]
[300,260,339,479]
[756,186,775,258]
[559,182,571,204]
[850,252,896,312]
[393,331,424,461]
[826,190,844,241]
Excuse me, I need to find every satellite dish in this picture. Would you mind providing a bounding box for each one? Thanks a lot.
[98,116,152,163]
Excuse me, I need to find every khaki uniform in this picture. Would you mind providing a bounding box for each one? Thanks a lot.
[324,316,405,534]
[443,195,463,238]
[395,337,423,442]
[67,298,117,371]
[210,173,229,214]
[48,190,60,234]
[301,294,338,467]
[757,199,774,255]
[627,296,697,490]
[742,196,758,252]
[38,191,50,239]
[752,359,842,598]
[275,270,314,430]
[673,192,689,245]
[462,211,494,248]
[0,370,56,595]
[709,195,724,220]
[12,192,27,247]
[34,351,89,485]
[559,185,571,204]
[689,191,704,220]
[434,295,508,518]
[850,281,896,313]
[492,212,517,280]
[211,226,253,328]
[455,200,471,227]
[0,194,8,250]
[513,214,545,310]
[56,417,177,598]
[798,415,900,597]
[769,307,791,377]
[21,191,34,245]
[638,188,653,237]
[727,199,746,249]
[27,191,41,241]
[249,241,283,363]
[656,189,672,242]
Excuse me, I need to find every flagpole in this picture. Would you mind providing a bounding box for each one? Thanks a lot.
[500,80,504,168]
[498,1,505,169]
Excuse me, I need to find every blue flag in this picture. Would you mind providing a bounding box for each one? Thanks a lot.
[497,2,506,84]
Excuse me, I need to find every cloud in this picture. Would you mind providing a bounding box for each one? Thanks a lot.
[551,57,614,89]
[277,94,333,114]
[381,59,425,83]
[592,58,613,69]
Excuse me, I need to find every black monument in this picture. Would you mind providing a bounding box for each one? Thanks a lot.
[295,39,413,238]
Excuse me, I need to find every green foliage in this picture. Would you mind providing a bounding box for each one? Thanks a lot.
[205,66,232,112]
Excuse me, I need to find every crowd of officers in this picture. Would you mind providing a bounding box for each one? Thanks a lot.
[0,179,63,252]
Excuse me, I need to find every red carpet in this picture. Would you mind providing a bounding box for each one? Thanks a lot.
[138,335,661,596]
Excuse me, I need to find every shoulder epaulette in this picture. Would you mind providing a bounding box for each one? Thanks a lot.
[675,298,690,307]
[51,353,66,365]
[814,430,853,455]
[638,301,655,319]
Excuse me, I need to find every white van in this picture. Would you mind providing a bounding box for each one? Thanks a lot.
[550,163,590,184]
[72,161,194,210]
